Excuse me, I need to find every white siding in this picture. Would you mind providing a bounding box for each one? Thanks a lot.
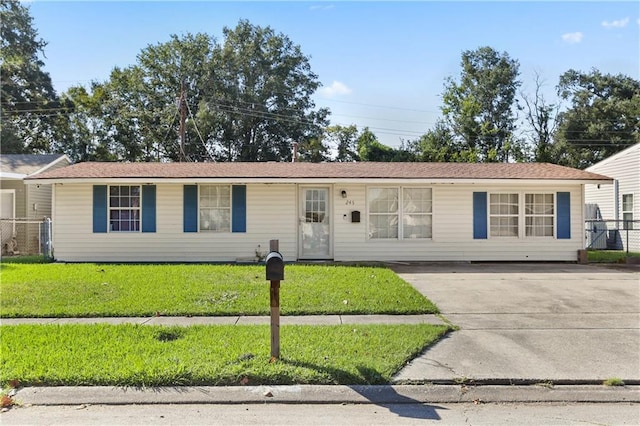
[53,183,298,262]
[585,143,640,251]
[333,184,584,262]
[52,182,586,263]
[585,143,639,220]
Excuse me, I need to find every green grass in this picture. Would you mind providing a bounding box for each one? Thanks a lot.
[587,250,640,263]
[0,255,51,264]
[0,323,449,386]
[603,377,625,387]
[0,263,437,317]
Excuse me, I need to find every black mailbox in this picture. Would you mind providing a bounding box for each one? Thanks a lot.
[265,251,284,281]
[351,210,361,223]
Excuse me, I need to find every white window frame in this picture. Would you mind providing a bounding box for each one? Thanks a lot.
[488,192,556,239]
[198,184,231,232]
[108,185,141,233]
[524,193,555,237]
[367,186,432,240]
[489,193,519,238]
[622,194,634,230]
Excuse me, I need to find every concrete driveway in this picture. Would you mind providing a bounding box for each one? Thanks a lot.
[390,263,640,384]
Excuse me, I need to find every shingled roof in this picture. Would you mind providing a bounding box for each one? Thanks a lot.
[26,161,612,182]
[1,154,68,176]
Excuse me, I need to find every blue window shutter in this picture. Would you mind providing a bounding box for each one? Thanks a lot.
[473,192,488,239]
[142,185,156,233]
[232,185,247,233]
[183,185,198,232]
[557,192,571,239]
[93,185,107,233]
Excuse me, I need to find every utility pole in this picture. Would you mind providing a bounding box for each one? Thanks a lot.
[179,80,186,162]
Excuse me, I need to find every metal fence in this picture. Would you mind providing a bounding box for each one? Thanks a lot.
[0,217,53,260]
[585,219,640,253]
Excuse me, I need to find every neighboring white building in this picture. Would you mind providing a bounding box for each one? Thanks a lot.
[0,154,71,255]
[584,143,640,252]
[26,161,611,263]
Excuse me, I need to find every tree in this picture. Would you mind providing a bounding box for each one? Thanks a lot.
[410,121,473,162]
[0,0,60,154]
[520,72,560,163]
[297,138,330,162]
[441,46,522,162]
[205,20,329,161]
[324,125,359,162]
[54,83,116,162]
[554,69,640,168]
[356,128,415,162]
[93,33,217,162]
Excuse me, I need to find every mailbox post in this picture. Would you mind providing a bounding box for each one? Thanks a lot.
[265,239,284,359]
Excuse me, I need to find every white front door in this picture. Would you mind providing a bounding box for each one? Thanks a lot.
[299,187,331,259]
[0,190,15,219]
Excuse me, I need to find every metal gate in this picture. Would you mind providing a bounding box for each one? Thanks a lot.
[585,219,640,253]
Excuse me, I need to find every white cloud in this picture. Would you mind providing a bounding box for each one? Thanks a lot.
[309,4,335,11]
[602,17,630,28]
[319,81,352,97]
[561,32,583,44]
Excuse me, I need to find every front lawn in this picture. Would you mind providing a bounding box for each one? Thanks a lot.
[0,263,437,317]
[588,250,640,263]
[0,323,449,386]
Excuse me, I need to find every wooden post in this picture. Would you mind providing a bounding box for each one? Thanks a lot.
[269,239,280,359]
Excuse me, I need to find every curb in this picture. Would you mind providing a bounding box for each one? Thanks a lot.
[15,384,640,406]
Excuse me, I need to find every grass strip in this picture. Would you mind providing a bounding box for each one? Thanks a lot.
[587,250,640,263]
[0,263,437,317]
[0,323,449,387]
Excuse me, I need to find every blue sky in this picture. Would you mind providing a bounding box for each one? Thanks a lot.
[29,1,640,148]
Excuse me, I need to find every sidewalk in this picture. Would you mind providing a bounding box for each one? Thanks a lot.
[1,314,445,326]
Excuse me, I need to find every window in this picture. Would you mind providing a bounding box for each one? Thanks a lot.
[199,185,231,232]
[368,187,432,239]
[402,188,432,239]
[109,185,140,232]
[525,194,554,237]
[487,193,556,238]
[622,194,634,230]
[489,193,518,237]
[369,188,398,239]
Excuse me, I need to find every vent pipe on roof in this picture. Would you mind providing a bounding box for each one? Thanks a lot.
[292,142,298,162]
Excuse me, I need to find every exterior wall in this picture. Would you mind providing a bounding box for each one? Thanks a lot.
[0,180,30,253]
[585,144,639,221]
[52,181,585,263]
[585,144,639,252]
[52,183,298,262]
[0,180,27,218]
[333,183,584,262]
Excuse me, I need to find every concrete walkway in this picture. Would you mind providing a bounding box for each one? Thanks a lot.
[1,314,445,326]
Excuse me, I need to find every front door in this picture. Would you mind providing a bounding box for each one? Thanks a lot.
[299,187,331,259]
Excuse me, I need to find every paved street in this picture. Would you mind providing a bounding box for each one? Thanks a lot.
[3,402,639,425]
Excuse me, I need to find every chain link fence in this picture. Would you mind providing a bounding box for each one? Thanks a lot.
[585,219,640,253]
[0,218,53,260]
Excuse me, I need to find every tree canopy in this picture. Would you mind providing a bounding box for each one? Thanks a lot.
[0,0,60,154]
[441,46,522,162]
[553,69,640,168]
